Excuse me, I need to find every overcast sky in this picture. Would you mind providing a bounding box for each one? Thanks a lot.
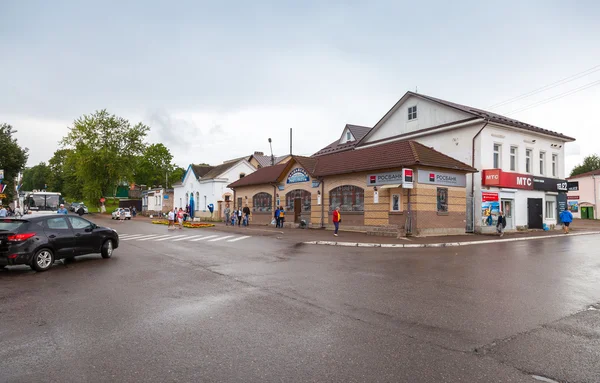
[1,0,599,174]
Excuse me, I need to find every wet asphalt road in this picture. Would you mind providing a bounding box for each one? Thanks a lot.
[1,218,600,382]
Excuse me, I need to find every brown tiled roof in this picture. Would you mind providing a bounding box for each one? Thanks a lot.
[191,164,213,178]
[293,156,318,175]
[228,163,288,188]
[313,124,372,157]
[567,169,600,180]
[201,161,239,180]
[313,140,476,177]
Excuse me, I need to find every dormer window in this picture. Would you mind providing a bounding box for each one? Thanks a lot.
[346,131,352,141]
[239,173,246,179]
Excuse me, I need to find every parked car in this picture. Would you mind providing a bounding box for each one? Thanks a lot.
[111,208,132,220]
[0,216,119,272]
[69,202,81,212]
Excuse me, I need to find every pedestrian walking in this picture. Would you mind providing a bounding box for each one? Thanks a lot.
[559,206,574,234]
[177,208,185,229]
[167,209,175,230]
[224,205,231,226]
[57,204,68,214]
[77,205,85,217]
[332,206,341,237]
[0,206,6,218]
[496,211,506,237]
[237,207,243,226]
[132,207,137,218]
[14,204,22,218]
[274,206,281,228]
[279,207,285,228]
[243,205,250,226]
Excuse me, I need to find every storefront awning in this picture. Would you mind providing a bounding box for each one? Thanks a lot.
[378,184,402,189]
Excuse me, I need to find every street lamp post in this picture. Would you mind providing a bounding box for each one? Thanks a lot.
[268,138,274,166]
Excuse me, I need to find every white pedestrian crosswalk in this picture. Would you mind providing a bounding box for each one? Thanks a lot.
[117,233,251,244]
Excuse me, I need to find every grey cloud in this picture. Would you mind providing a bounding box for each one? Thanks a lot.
[145,110,202,151]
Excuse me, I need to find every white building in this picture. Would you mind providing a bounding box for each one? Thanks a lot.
[359,91,575,233]
[142,188,173,216]
[173,159,256,218]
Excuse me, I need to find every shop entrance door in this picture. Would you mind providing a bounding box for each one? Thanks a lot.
[293,199,301,223]
[501,199,514,230]
[581,206,594,219]
[527,198,543,229]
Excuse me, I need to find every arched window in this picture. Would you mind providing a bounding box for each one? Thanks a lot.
[285,190,311,212]
[329,185,364,212]
[252,192,272,212]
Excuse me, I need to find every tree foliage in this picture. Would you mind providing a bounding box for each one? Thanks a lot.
[170,166,186,186]
[570,154,600,177]
[21,162,50,191]
[61,110,149,204]
[47,149,83,200]
[134,143,175,187]
[0,123,29,203]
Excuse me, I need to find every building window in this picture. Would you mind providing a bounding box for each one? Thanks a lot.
[493,144,502,169]
[346,131,352,141]
[539,151,546,175]
[391,194,401,212]
[329,185,364,212]
[545,200,555,219]
[285,189,311,212]
[252,192,272,212]
[408,105,417,120]
[437,188,448,213]
[239,173,246,179]
[552,154,558,177]
[510,146,518,172]
[525,149,532,173]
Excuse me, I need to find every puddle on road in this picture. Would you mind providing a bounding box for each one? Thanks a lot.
[531,375,560,383]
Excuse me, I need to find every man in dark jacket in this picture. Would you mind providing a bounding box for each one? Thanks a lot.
[77,205,85,216]
[243,205,251,226]
[496,211,506,237]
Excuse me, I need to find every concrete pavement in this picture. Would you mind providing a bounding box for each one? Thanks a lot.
[1,216,600,382]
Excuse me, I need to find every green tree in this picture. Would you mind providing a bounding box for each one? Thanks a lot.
[47,149,82,199]
[61,110,148,205]
[169,166,186,187]
[134,143,174,187]
[0,123,29,203]
[570,154,600,177]
[21,162,51,191]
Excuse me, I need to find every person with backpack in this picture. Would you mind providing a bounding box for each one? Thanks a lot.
[274,206,281,228]
[559,206,574,234]
[279,207,285,228]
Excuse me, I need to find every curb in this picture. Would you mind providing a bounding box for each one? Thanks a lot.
[303,231,600,248]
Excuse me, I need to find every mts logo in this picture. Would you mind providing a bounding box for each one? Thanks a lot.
[516,177,532,186]
[486,174,499,180]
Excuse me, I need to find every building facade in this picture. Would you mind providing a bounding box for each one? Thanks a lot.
[567,170,600,219]
[142,188,173,216]
[358,92,575,232]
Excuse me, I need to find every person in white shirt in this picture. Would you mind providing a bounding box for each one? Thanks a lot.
[167,210,175,230]
[0,206,7,217]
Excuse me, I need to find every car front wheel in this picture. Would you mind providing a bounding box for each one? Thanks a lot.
[101,240,114,259]
[32,249,55,272]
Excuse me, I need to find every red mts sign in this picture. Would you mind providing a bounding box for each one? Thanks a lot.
[482,192,499,202]
[482,169,533,190]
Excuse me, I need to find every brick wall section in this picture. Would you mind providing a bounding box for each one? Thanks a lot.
[412,182,467,235]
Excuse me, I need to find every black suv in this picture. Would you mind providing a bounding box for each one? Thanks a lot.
[0,215,119,271]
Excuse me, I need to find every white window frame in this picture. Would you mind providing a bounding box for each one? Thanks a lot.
[493,143,502,169]
[408,105,418,121]
[539,151,546,175]
[525,148,533,174]
[551,153,558,177]
[545,200,555,219]
[346,131,352,141]
[510,146,518,172]
[390,193,401,212]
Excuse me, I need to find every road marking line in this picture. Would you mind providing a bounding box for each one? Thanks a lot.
[192,235,218,241]
[120,235,148,241]
[146,235,172,241]
[154,235,186,241]
[189,236,208,242]
[134,235,163,241]
[208,235,234,242]
[117,234,136,238]
[174,235,202,241]
[227,236,251,242]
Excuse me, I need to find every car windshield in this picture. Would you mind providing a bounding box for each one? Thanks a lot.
[26,195,60,211]
[0,219,27,232]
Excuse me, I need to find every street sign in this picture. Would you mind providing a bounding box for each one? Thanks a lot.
[100,198,106,203]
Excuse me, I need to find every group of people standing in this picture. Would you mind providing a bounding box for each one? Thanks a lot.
[224,205,251,226]
[0,205,21,217]
[167,207,186,230]
[273,207,286,228]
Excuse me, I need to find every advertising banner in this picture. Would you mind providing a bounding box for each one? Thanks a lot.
[287,168,310,184]
[367,171,403,186]
[482,169,567,192]
[417,170,466,187]
[481,192,500,227]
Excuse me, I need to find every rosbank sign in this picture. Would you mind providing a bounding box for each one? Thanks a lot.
[482,169,567,192]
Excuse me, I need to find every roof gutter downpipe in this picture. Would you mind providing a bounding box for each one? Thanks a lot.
[470,120,489,232]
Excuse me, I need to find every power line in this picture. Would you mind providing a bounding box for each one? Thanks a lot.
[506,79,600,115]
[488,64,600,109]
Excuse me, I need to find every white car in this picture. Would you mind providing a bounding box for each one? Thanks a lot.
[111,208,132,220]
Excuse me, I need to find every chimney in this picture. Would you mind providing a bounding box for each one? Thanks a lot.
[254,151,264,156]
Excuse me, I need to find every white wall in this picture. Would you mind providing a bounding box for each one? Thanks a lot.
[173,167,200,211]
[365,95,472,143]
[147,189,164,211]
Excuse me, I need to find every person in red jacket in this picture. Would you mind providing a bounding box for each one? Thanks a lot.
[332,206,341,237]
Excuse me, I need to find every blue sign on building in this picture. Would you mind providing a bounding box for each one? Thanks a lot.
[286,168,310,184]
